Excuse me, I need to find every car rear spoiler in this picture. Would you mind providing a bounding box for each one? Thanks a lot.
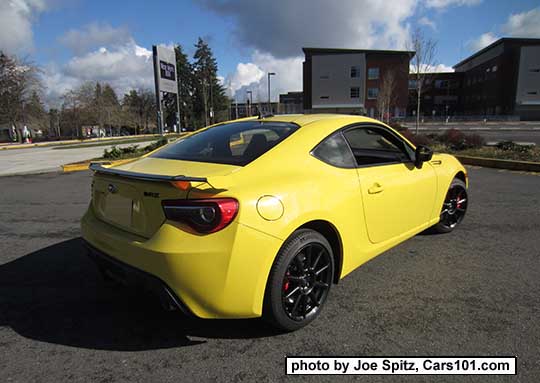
[89,162,208,183]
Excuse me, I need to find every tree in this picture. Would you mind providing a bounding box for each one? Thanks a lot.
[192,37,227,127]
[48,108,60,137]
[59,89,81,137]
[25,90,48,134]
[376,69,397,123]
[408,27,437,134]
[93,82,104,130]
[123,89,156,134]
[175,44,195,128]
[0,51,42,139]
[100,83,121,133]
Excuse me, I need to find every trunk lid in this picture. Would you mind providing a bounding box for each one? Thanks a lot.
[91,157,239,238]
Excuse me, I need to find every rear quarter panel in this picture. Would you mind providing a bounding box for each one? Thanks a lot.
[189,118,377,278]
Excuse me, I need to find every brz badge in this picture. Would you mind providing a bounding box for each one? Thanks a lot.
[107,184,118,193]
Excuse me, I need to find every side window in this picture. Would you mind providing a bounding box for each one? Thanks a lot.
[312,132,356,168]
[343,126,412,166]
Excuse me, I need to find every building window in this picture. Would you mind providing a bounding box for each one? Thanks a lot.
[367,87,379,99]
[408,79,417,89]
[320,74,329,79]
[435,80,449,89]
[530,68,540,73]
[367,67,379,80]
[320,96,329,99]
[350,87,361,98]
[350,66,360,78]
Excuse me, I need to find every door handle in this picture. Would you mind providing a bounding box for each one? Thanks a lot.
[368,182,384,194]
[430,159,442,165]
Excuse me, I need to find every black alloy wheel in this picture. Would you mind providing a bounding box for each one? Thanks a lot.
[281,243,333,321]
[433,178,468,233]
[264,229,334,331]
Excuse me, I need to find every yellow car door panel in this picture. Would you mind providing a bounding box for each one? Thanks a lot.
[358,162,437,243]
[343,125,437,244]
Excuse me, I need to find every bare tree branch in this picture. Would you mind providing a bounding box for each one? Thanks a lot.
[407,27,438,134]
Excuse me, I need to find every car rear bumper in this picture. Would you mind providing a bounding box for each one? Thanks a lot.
[84,240,193,315]
[81,205,283,319]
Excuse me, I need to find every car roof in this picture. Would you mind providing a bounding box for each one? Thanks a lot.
[258,114,382,127]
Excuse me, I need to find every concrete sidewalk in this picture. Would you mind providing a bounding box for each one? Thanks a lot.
[0,133,176,150]
[0,140,154,176]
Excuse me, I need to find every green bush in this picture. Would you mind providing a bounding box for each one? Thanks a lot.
[101,137,169,160]
[103,145,122,159]
[144,137,169,152]
[495,141,531,153]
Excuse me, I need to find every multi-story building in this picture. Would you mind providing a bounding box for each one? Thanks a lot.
[229,101,279,119]
[279,91,303,114]
[453,37,540,119]
[302,47,413,118]
[408,72,464,117]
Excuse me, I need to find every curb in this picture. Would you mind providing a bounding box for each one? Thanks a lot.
[456,155,540,172]
[1,133,180,151]
[62,157,140,173]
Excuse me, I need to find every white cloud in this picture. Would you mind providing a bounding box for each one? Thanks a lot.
[502,7,540,38]
[59,22,132,55]
[418,16,436,30]
[410,63,454,73]
[225,62,265,95]
[424,0,481,8]
[199,0,419,57]
[0,0,47,54]
[43,40,155,106]
[467,32,498,52]
[467,6,540,55]
[224,51,303,102]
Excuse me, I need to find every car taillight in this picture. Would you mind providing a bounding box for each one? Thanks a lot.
[162,198,239,233]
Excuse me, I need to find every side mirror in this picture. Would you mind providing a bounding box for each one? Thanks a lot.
[415,145,433,168]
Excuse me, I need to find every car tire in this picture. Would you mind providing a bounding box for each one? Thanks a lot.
[263,229,334,332]
[432,178,468,234]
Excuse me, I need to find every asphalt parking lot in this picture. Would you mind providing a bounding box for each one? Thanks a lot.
[1,167,539,382]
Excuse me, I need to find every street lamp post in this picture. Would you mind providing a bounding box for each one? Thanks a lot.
[246,90,253,116]
[267,72,275,114]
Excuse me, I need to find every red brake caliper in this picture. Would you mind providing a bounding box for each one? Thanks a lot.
[283,272,290,292]
[456,192,463,209]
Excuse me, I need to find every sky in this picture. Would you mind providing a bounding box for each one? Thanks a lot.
[1,0,539,106]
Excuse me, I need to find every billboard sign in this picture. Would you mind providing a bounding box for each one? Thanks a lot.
[153,45,178,94]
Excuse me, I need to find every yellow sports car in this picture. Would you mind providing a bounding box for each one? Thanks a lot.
[82,114,468,331]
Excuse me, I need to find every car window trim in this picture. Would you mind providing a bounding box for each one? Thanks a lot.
[310,130,357,169]
[310,122,415,170]
[341,123,415,168]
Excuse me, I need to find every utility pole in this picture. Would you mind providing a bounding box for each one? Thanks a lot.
[246,90,253,116]
[209,75,214,124]
[267,72,275,113]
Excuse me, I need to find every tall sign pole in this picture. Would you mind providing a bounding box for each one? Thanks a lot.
[153,45,180,135]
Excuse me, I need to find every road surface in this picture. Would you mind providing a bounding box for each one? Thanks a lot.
[1,167,539,382]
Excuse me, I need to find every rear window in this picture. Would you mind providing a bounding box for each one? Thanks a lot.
[151,121,299,166]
